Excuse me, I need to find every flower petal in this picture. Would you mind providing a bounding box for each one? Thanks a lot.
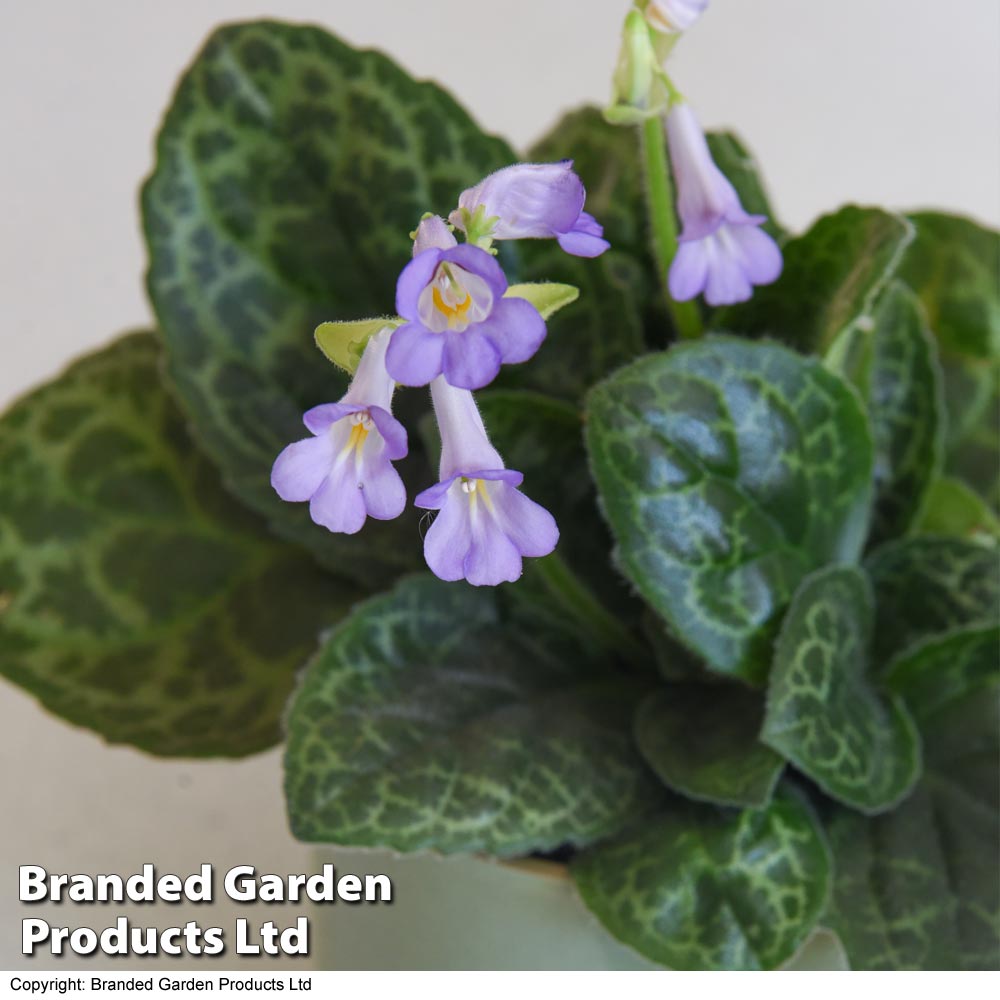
[493,486,560,558]
[474,297,547,365]
[395,249,444,319]
[308,460,367,534]
[361,453,407,521]
[412,215,457,256]
[415,475,459,510]
[703,235,754,306]
[669,240,710,301]
[556,211,611,257]
[369,405,408,461]
[465,517,523,586]
[441,330,503,390]
[457,162,586,240]
[666,104,743,241]
[271,434,335,502]
[442,243,508,298]
[302,402,359,435]
[729,223,784,285]
[385,322,445,387]
[423,491,473,581]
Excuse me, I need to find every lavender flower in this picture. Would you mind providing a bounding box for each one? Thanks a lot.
[666,103,782,306]
[271,327,407,533]
[416,379,558,586]
[450,162,610,258]
[386,243,545,390]
[411,214,456,256]
[645,0,709,34]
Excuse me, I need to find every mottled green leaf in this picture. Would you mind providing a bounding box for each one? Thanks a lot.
[284,575,658,855]
[502,247,647,400]
[824,678,999,969]
[525,107,661,365]
[914,476,1000,541]
[866,536,1000,665]
[899,213,1000,508]
[586,336,874,683]
[826,282,944,544]
[641,611,711,682]
[571,788,831,970]
[635,683,784,808]
[0,334,350,757]
[939,360,999,508]
[900,212,1000,361]
[717,207,915,354]
[763,567,920,813]
[827,561,1000,967]
[937,351,998,512]
[142,20,516,583]
[886,624,999,721]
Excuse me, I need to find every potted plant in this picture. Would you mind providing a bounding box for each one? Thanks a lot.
[2,2,996,971]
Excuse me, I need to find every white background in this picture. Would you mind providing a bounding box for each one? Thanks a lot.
[1,0,998,970]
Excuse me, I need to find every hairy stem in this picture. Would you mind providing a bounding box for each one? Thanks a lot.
[641,115,703,341]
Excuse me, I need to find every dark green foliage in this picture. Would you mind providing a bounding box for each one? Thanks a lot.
[0,334,351,756]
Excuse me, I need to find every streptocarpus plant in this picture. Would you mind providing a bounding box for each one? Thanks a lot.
[0,3,997,971]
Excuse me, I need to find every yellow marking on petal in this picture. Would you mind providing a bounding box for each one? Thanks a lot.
[461,477,495,514]
[433,285,472,320]
[341,419,370,458]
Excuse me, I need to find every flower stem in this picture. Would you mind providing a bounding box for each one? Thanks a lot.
[641,115,703,341]
[534,552,648,668]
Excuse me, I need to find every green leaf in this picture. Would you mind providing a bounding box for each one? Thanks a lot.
[0,334,350,757]
[571,788,831,970]
[502,247,647,400]
[900,212,1000,361]
[824,677,999,969]
[914,476,1000,541]
[142,20,516,584]
[886,624,999,721]
[762,567,920,813]
[899,213,1000,508]
[716,207,915,354]
[939,359,999,508]
[829,540,1000,967]
[314,317,399,375]
[866,536,1000,665]
[705,131,784,241]
[586,335,874,683]
[284,575,658,855]
[826,282,944,544]
[635,683,784,808]
[525,107,655,375]
[504,282,579,320]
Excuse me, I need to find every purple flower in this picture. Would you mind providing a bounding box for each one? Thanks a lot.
[666,103,782,306]
[415,379,558,586]
[386,243,546,390]
[645,0,709,33]
[411,214,456,256]
[450,162,610,258]
[271,327,407,534]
